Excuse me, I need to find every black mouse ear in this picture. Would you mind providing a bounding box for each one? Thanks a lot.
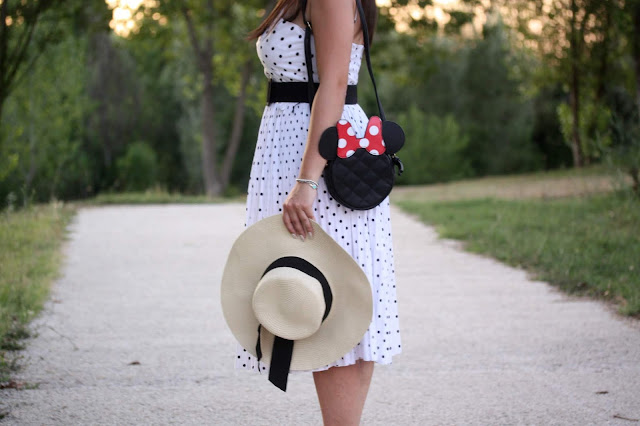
[382,121,405,155]
[318,126,339,160]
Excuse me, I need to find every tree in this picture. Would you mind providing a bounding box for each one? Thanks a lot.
[450,0,633,168]
[460,16,541,174]
[0,0,109,205]
[0,24,90,205]
[527,0,630,167]
[0,0,65,128]
[138,0,268,196]
[0,0,53,122]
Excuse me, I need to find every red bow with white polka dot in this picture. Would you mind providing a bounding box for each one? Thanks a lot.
[336,116,386,158]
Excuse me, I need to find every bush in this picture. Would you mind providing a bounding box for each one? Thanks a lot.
[396,105,473,185]
[557,100,612,162]
[602,113,640,197]
[115,141,158,191]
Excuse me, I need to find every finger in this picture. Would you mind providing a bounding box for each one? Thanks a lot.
[282,210,297,237]
[302,205,315,236]
[288,207,306,239]
[295,207,313,239]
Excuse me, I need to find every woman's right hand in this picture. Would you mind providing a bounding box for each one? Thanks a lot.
[283,181,317,241]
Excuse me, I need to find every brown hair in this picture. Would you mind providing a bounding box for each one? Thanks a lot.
[246,0,378,46]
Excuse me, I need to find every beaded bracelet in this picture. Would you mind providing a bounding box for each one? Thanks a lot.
[295,178,319,190]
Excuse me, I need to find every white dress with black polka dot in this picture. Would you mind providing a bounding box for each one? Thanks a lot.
[235,16,402,373]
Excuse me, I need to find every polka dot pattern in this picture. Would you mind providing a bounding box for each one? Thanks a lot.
[256,18,364,84]
[235,15,402,374]
[336,116,386,158]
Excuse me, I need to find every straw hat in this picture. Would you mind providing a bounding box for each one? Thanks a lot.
[220,214,372,391]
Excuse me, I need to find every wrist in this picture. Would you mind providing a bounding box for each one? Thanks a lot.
[295,178,319,190]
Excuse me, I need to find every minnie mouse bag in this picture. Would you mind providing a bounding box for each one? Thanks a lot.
[302,0,405,210]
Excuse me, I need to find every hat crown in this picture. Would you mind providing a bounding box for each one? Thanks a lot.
[252,267,326,341]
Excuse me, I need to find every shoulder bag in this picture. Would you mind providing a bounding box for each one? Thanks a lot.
[301,0,405,211]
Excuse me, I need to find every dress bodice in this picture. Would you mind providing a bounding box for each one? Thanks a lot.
[256,18,364,84]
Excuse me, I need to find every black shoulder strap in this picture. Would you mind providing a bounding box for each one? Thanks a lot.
[301,0,386,121]
[301,0,316,105]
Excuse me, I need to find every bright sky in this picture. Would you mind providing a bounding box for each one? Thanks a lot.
[105,0,479,38]
[106,0,163,36]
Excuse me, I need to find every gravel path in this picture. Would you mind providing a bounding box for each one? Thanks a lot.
[1,203,639,425]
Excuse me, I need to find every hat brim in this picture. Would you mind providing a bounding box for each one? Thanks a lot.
[221,214,372,371]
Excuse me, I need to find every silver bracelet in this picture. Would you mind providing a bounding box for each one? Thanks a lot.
[295,178,318,190]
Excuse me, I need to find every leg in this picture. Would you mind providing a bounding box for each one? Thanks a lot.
[313,359,374,426]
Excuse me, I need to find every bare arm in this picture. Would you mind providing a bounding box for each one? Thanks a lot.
[282,0,356,239]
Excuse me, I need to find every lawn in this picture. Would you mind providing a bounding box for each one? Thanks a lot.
[0,202,75,381]
[392,164,624,202]
[80,186,242,205]
[396,190,640,317]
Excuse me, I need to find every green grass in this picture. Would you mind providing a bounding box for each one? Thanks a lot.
[0,202,75,381]
[81,186,246,206]
[397,190,640,317]
[392,164,624,202]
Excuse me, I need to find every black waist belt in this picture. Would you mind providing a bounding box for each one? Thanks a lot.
[267,81,358,105]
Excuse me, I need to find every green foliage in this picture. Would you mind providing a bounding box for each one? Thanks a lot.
[398,191,640,316]
[557,100,612,161]
[602,112,640,197]
[85,33,145,188]
[531,86,573,169]
[374,13,546,179]
[121,26,187,192]
[0,33,90,207]
[1,0,638,204]
[115,141,159,192]
[460,18,542,175]
[0,0,63,106]
[396,106,472,185]
[0,154,19,184]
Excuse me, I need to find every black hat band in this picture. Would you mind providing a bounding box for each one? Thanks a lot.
[255,256,333,391]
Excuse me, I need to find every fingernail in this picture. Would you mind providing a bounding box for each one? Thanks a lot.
[300,234,305,241]
[292,233,297,239]
[308,232,313,239]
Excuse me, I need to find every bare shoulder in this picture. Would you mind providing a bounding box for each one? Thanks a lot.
[308,0,363,45]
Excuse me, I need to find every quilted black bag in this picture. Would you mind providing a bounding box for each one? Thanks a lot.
[302,0,405,210]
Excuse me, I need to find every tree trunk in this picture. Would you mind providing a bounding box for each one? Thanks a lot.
[183,3,223,197]
[584,1,610,164]
[631,1,640,197]
[0,0,9,133]
[594,3,610,102]
[0,85,5,134]
[221,58,252,189]
[569,0,584,167]
[630,166,639,196]
[25,72,37,194]
[633,1,640,118]
[201,63,222,197]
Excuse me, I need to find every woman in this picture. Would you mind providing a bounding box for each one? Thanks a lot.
[240,0,401,423]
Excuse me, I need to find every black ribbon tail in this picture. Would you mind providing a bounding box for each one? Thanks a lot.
[256,325,263,374]
[268,336,294,392]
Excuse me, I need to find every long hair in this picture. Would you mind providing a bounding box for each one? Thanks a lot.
[246,0,378,46]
